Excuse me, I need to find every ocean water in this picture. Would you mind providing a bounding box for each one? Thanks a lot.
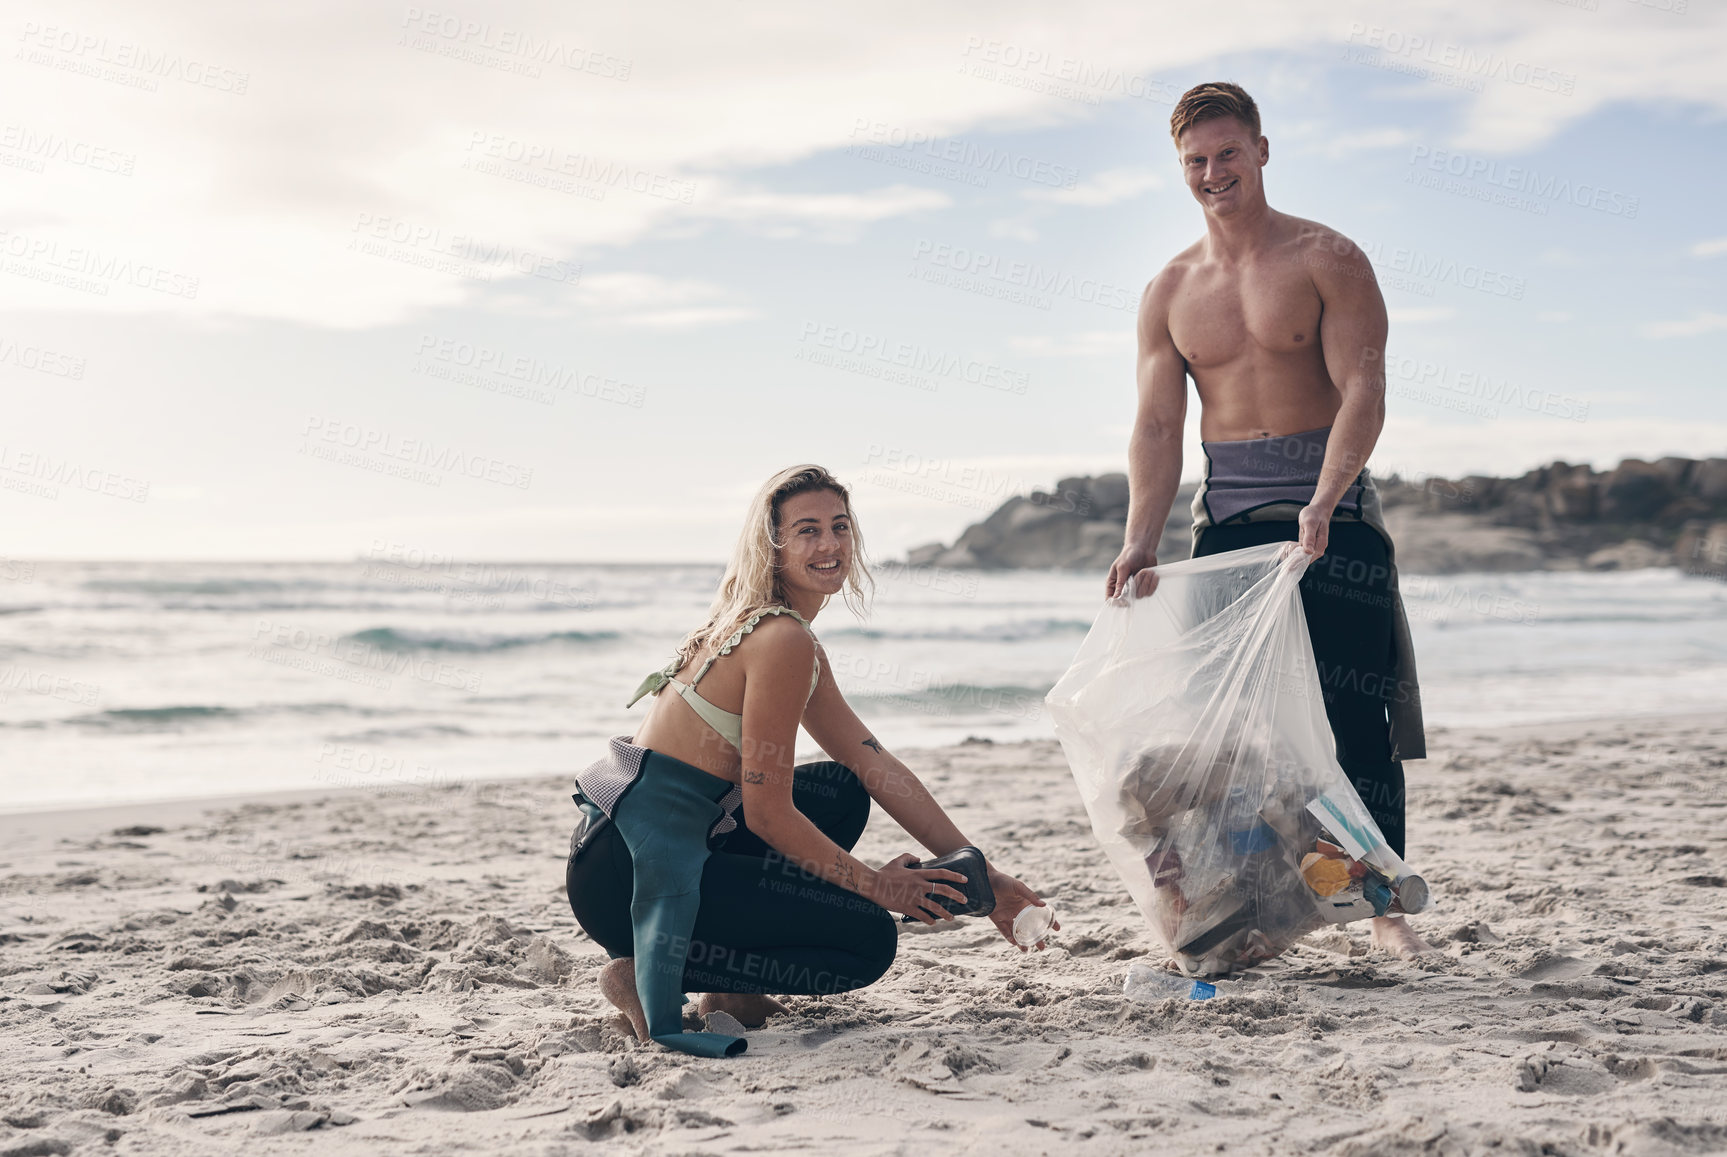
[1,557,1723,812]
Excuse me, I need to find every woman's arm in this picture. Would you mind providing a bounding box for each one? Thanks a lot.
[801,645,1060,950]
[737,619,965,925]
[800,646,971,856]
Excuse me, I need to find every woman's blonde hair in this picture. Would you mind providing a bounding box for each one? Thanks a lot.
[671,465,872,671]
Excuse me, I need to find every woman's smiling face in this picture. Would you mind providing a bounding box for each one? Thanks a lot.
[777,488,852,601]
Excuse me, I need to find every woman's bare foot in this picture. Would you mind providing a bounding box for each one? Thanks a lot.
[697,992,788,1029]
[599,958,649,1041]
[1370,915,1435,959]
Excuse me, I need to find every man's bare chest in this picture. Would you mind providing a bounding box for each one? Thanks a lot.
[1168,264,1323,368]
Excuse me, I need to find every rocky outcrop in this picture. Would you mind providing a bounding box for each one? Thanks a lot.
[903,456,1727,575]
[1676,520,1727,579]
[904,474,1193,572]
[1376,456,1727,573]
[1376,510,1546,575]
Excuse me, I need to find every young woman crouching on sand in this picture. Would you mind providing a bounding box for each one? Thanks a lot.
[565,464,1054,1056]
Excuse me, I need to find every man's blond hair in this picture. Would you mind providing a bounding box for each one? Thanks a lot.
[1170,82,1261,142]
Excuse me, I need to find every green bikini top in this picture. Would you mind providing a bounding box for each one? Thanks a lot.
[628,606,819,752]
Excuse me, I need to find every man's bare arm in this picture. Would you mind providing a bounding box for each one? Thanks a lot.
[1106,273,1188,598]
[1308,234,1389,524]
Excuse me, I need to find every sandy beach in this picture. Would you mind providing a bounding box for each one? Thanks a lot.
[3,712,1726,1156]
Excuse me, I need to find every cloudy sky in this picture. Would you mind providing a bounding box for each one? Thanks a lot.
[5,0,1725,561]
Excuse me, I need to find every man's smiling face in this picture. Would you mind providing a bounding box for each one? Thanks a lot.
[1178,116,1268,218]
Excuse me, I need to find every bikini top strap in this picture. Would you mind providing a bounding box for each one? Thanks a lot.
[688,606,812,687]
[626,655,684,708]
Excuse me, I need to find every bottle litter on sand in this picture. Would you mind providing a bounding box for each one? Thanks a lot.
[1123,959,1216,1002]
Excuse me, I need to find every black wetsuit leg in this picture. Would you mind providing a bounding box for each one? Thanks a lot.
[565,760,896,994]
[1193,521,1408,858]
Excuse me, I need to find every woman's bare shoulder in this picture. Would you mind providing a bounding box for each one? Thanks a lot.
[736,612,816,657]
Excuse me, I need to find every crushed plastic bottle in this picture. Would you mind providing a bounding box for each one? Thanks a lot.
[1011,903,1056,947]
[1123,960,1215,1002]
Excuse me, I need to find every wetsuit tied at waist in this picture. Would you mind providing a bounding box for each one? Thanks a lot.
[575,738,747,1058]
[1189,424,1425,762]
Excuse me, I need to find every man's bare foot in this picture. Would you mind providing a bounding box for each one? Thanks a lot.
[1370,915,1436,959]
[599,958,649,1041]
[697,992,788,1029]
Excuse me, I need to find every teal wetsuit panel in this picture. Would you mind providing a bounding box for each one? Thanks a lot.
[609,751,747,1058]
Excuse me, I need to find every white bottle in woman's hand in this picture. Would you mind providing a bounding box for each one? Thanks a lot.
[1011,902,1056,947]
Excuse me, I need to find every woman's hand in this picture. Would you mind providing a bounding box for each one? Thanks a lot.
[986,866,1059,952]
[872,852,970,925]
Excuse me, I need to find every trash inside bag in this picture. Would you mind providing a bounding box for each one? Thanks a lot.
[1047,542,1432,978]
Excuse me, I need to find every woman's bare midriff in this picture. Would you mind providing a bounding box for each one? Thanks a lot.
[631,668,747,784]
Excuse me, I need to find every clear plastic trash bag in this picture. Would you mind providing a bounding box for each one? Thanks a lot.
[1046,542,1431,977]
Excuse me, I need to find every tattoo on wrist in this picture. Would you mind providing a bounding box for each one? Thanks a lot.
[743,769,766,784]
[833,854,857,891]
[862,736,883,755]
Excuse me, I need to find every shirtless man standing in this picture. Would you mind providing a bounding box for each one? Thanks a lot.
[1103,82,1431,958]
